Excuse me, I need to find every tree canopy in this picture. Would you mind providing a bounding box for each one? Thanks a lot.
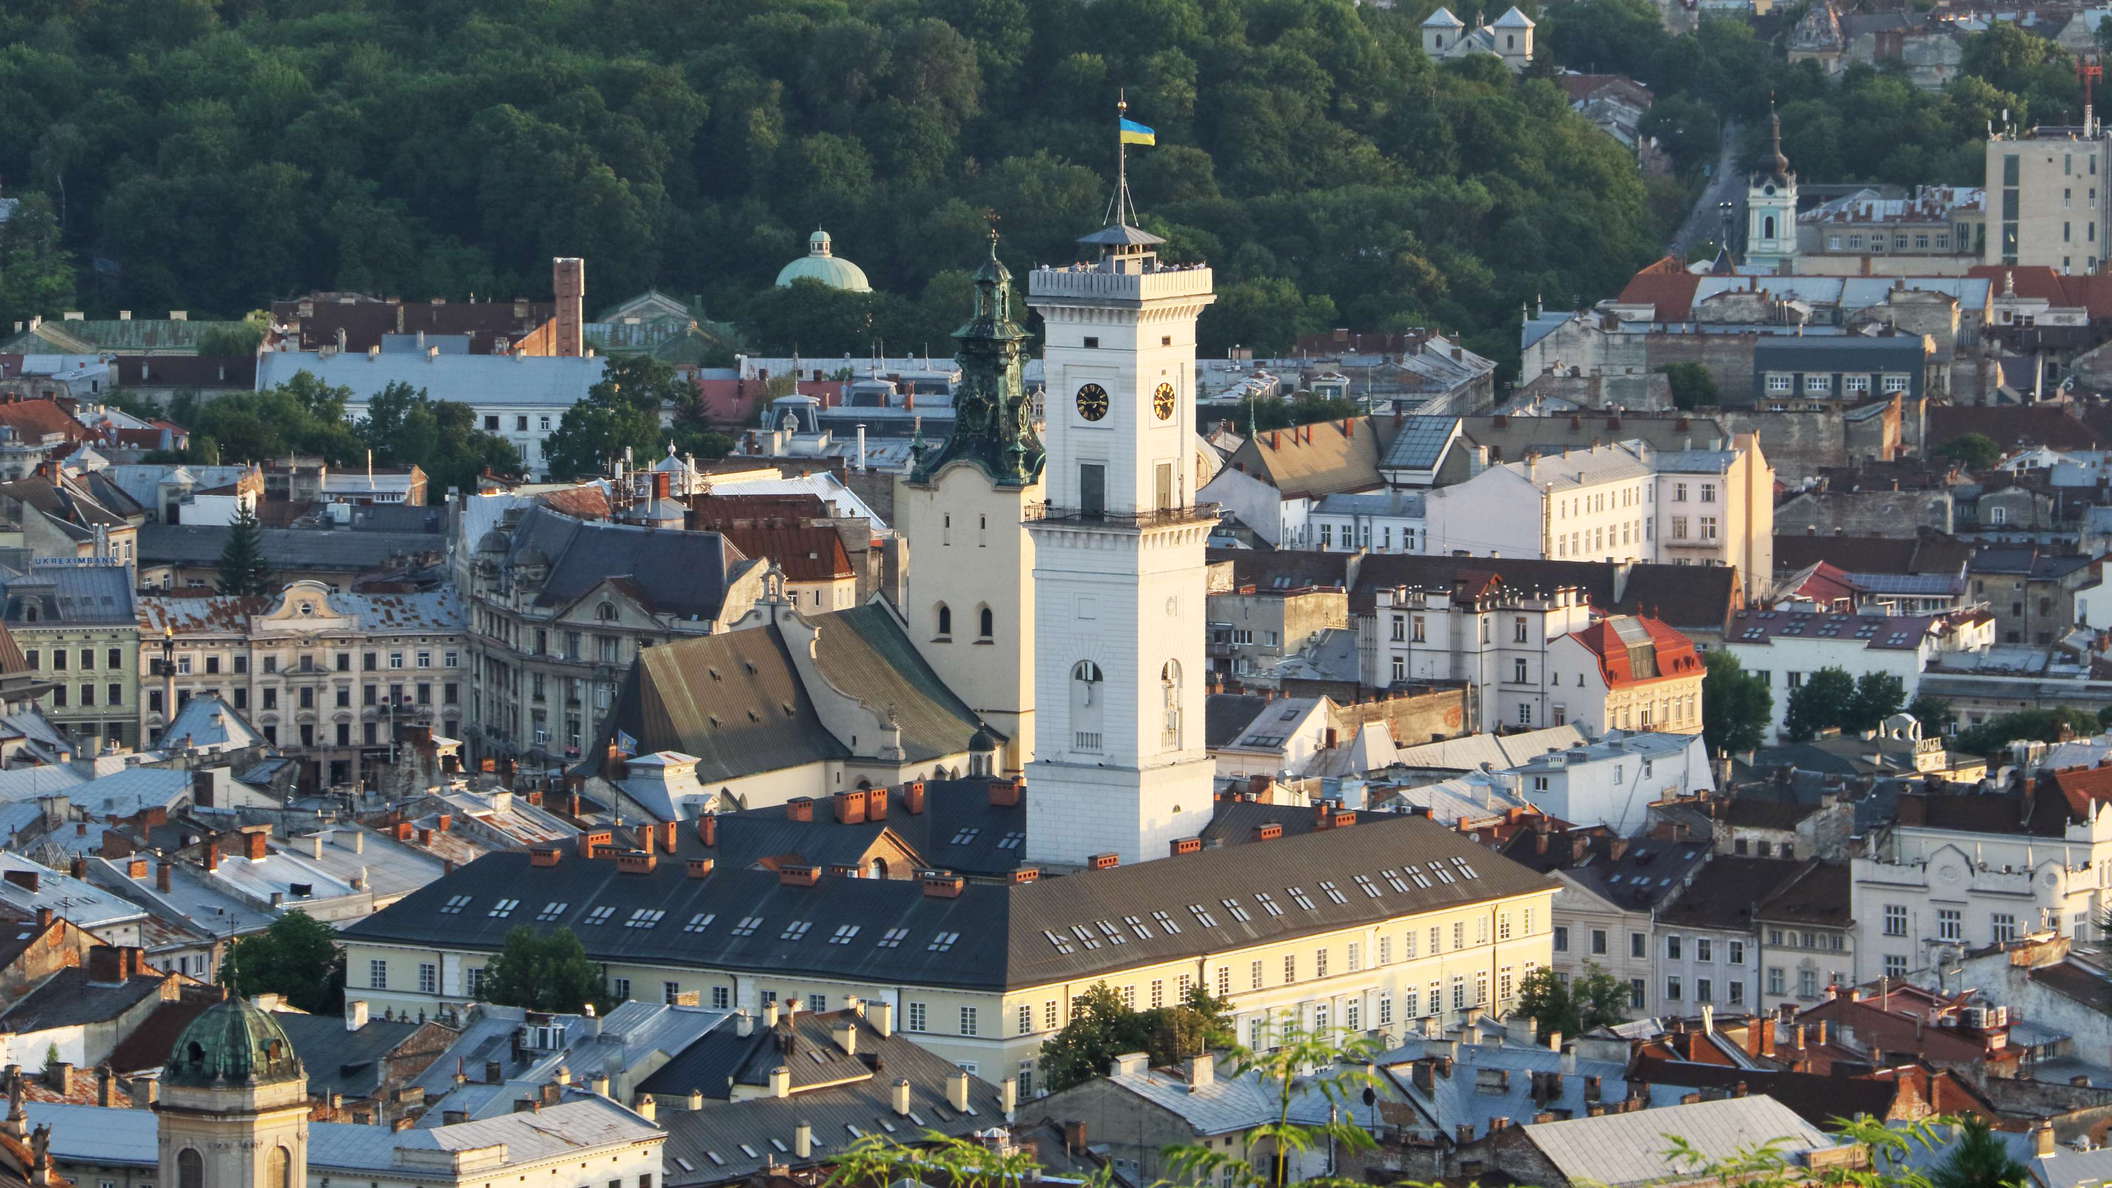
[216,504,275,597]
[475,926,605,1013]
[1935,433,2004,471]
[228,910,345,1014]
[0,0,1675,377]
[1702,650,1772,755]
[1038,981,1233,1094]
[1516,964,1630,1040]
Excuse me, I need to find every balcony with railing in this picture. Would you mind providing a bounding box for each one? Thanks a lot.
[1029,503,1220,529]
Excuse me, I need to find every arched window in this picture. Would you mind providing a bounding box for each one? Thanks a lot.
[1763,215,1777,240]
[1160,661,1183,750]
[977,606,994,640]
[1071,661,1104,752]
[595,602,616,622]
[870,856,889,878]
[935,604,952,638]
[179,1149,203,1188]
[272,1147,292,1188]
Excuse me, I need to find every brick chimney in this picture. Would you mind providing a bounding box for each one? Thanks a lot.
[552,258,585,358]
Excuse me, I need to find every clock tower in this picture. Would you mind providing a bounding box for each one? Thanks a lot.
[1024,124,1217,867]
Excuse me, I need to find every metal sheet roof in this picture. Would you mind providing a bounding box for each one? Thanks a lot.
[1523,1095,1842,1188]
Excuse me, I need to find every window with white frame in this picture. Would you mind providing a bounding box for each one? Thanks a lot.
[1881,373,1910,393]
[1805,374,1831,394]
[1766,373,1794,392]
[1844,374,1871,393]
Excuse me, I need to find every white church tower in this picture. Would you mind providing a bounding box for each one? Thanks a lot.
[1025,101,1217,868]
[1746,106,1799,273]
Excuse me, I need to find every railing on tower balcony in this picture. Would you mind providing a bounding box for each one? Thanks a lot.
[1074,731,1103,752]
[1028,502,1220,528]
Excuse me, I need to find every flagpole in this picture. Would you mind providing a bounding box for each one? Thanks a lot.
[1116,91,1129,227]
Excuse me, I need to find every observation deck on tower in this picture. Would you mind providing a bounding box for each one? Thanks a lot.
[1029,227,1214,305]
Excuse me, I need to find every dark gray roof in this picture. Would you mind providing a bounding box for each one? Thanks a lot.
[506,505,747,620]
[139,524,441,571]
[344,814,1554,992]
[1205,694,1270,749]
[271,1011,427,1099]
[1078,224,1165,247]
[0,967,165,1030]
[0,562,136,625]
[1752,337,1927,370]
[607,605,985,787]
[654,1007,1005,1187]
[694,781,1024,879]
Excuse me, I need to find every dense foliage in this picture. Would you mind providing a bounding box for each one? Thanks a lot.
[1782,667,1909,742]
[1039,981,1233,1093]
[546,356,731,480]
[0,0,1667,371]
[1516,964,1629,1040]
[228,910,345,1013]
[1543,0,2079,194]
[1702,650,1772,755]
[1953,706,2110,757]
[477,926,605,1013]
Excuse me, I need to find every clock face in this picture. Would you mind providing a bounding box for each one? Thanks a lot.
[1153,382,1177,421]
[1075,383,1110,422]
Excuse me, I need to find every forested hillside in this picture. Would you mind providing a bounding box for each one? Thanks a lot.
[0,0,1666,364]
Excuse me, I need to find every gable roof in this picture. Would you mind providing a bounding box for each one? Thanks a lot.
[344,814,1553,993]
[605,604,981,788]
[1522,1095,1843,1188]
[1222,419,1383,499]
[1928,405,2101,451]
[505,504,750,621]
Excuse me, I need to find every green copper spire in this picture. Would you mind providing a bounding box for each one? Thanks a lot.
[909,224,1045,488]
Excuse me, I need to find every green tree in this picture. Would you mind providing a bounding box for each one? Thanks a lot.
[1784,666,1858,742]
[1935,433,2003,471]
[476,926,605,1013]
[1038,981,1232,1093]
[543,356,693,480]
[1659,362,1719,410]
[1953,706,2103,756]
[1931,1118,2030,1188]
[1909,694,1954,734]
[228,910,346,1014]
[0,195,74,329]
[1516,963,1629,1040]
[1702,650,1773,755]
[1845,671,1908,735]
[196,310,269,357]
[215,504,275,597]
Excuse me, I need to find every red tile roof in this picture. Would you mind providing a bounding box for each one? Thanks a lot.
[0,399,89,444]
[1616,258,1702,321]
[1967,264,2112,320]
[1568,615,1703,688]
[718,525,852,583]
[2048,764,2112,818]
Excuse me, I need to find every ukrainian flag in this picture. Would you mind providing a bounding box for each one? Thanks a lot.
[1119,117,1156,146]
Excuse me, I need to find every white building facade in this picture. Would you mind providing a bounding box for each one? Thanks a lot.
[1024,223,1218,867]
[1851,792,2112,982]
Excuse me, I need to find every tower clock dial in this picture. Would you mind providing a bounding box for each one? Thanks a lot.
[1075,383,1110,422]
[1152,382,1177,421]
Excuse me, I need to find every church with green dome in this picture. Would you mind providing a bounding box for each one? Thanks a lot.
[156,993,309,1188]
[774,229,871,293]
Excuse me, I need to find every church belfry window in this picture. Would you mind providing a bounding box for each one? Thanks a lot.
[978,606,994,640]
[1071,661,1105,752]
[178,1149,203,1188]
[935,604,952,639]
